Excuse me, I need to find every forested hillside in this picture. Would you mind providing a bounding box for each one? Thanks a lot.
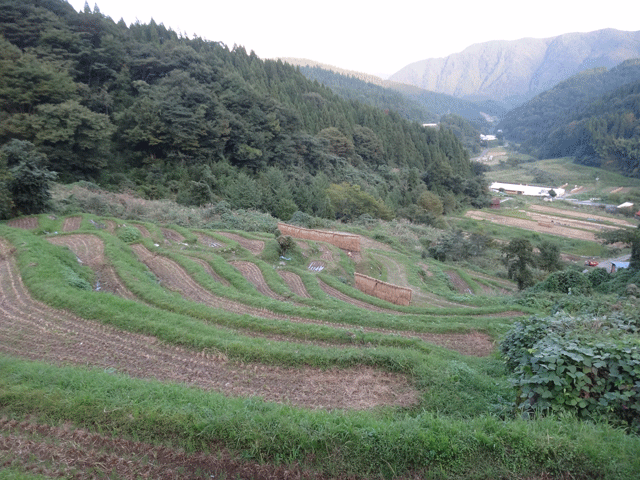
[498,59,640,178]
[294,63,503,129]
[0,0,485,222]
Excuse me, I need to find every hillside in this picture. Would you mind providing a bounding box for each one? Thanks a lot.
[283,57,505,128]
[498,59,640,147]
[0,0,484,224]
[390,29,640,106]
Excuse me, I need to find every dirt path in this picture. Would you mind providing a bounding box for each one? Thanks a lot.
[46,234,137,300]
[0,239,418,410]
[62,216,82,232]
[0,417,326,480]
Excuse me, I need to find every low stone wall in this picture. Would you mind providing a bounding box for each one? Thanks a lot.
[354,273,412,306]
[277,223,360,252]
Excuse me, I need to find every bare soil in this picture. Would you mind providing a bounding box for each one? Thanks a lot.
[194,232,225,248]
[445,271,473,295]
[278,270,312,298]
[161,227,185,243]
[0,239,419,410]
[6,217,38,229]
[46,234,137,300]
[230,260,289,301]
[0,417,329,480]
[62,216,82,232]
[529,204,636,227]
[216,232,264,255]
[465,210,598,241]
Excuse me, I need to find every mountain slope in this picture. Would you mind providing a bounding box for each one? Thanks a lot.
[498,58,640,147]
[282,58,505,127]
[390,29,640,106]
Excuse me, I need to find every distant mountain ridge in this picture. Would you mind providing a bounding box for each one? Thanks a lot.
[389,29,640,107]
[280,58,506,126]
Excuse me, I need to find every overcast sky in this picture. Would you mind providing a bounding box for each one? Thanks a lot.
[67,0,639,77]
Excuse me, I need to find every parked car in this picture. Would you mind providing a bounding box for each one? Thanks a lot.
[585,260,599,267]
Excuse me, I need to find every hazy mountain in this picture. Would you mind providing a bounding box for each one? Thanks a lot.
[389,29,640,107]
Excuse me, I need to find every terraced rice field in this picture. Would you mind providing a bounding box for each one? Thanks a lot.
[0,214,525,477]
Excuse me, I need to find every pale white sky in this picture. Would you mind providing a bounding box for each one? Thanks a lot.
[67,0,639,77]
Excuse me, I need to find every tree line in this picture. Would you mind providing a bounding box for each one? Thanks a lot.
[0,0,487,221]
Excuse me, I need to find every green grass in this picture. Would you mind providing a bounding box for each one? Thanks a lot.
[1,356,639,479]
[1,203,638,479]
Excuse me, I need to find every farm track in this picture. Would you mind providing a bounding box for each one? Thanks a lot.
[0,417,327,480]
[0,239,418,410]
[46,234,137,300]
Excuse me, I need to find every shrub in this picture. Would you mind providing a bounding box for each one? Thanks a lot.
[501,313,640,430]
[532,269,592,295]
[117,226,142,243]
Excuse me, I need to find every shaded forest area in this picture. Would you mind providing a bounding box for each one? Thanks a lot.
[0,0,488,221]
[498,59,640,178]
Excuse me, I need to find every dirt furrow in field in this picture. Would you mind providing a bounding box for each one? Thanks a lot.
[278,270,312,298]
[317,280,400,314]
[46,234,137,300]
[230,261,289,301]
[0,239,419,410]
[216,232,265,254]
[161,227,185,243]
[62,215,82,232]
[130,245,498,355]
[529,204,636,226]
[6,217,38,229]
[0,418,327,479]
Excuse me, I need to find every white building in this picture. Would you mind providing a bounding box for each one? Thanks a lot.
[490,182,565,197]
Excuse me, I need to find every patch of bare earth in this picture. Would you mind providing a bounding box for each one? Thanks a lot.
[529,204,635,227]
[464,210,598,242]
[0,238,418,410]
[278,270,312,298]
[445,271,473,295]
[194,232,225,248]
[46,234,137,300]
[189,256,231,286]
[130,223,151,238]
[6,217,38,229]
[62,216,82,232]
[0,418,328,480]
[161,227,185,243]
[216,232,264,255]
[230,261,289,301]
